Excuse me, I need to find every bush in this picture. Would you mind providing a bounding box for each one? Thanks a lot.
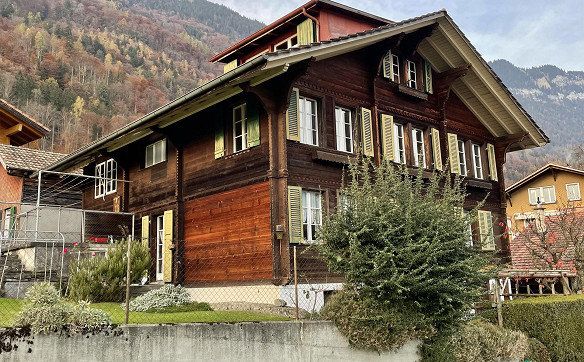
[487,295,584,362]
[321,289,433,352]
[421,319,530,362]
[68,240,150,302]
[14,283,111,334]
[128,284,193,312]
[318,158,490,338]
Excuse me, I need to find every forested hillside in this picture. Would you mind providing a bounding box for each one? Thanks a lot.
[0,0,262,152]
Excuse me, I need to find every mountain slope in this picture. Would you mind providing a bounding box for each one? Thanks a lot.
[489,59,584,183]
[0,0,262,152]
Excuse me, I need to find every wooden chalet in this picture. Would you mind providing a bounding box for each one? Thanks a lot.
[45,0,548,301]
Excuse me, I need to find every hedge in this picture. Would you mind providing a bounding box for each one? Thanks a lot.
[488,295,584,362]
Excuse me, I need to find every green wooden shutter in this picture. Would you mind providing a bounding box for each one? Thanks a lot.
[288,186,303,243]
[447,133,460,175]
[487,143,498,181]
[424,60,433,94]
[297,18,315,45]
[361,108,374,157]
[478,210,495,251]
[141,216,149,249]
[431,128,443,171]
[286,88,300,141]
[380,114,394,161]
[214,121,225,159]
[382,52,393,80]
[223,60,238,73]
[9,206,16,234]
[247,102,260,148]
[163,210,173,282]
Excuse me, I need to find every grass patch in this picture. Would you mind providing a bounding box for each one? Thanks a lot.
[141,302,213,313]
[0,298,289,327]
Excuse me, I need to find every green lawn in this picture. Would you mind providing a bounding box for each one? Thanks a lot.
[0,298,289,327]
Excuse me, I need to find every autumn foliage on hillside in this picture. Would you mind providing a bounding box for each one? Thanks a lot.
[0,0,262,153]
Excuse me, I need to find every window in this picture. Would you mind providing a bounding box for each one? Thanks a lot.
[302,190,322,242]
[233,104,247,152]
[458,140,467,176]
[393,123,406,164]
[392,54,400,83]
[566,183,581,201]
[412,128,426,168]
[335,107,353,153]
[528,186,556,205]
[95,159,117,198]
[472,143,483,179]
[464,210,473,247]
[145,139,167,168]
[407,60,417,88]
[274,35,298,51]
[156,215,164,281]
[299,96,318,146]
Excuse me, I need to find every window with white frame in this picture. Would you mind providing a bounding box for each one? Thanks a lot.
[472,143,483,179]
[392,54,400,83]
[464,210,473,247]
[393,123,406,164]
[299,96,318,146]
[566,183,581,201]
[407,60,417,88]
[145,139,167,168]
[95,159,117,198]
[528,186,556,205]
[302,190,322,242]
[458,140,467,176]
[233,104,247,152]
[274,35,298,51]
[412,128,426,168]
[335,107,353,153]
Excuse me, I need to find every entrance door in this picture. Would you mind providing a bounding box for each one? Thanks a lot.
[156,215,164,281]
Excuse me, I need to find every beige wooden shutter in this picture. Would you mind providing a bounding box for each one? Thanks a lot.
[424,60,433,94]
[361,108,374,157]
[288,186,303,243]
[431,128,442,171]
[214,122,225,159]
[380,114,394,161]
[478,210,495,251]
[163,210,173,282]
[382,52,393,80]
[297,18,315,45]
[247,102,260,147]
[487,143,498,181]
[223,59,238,73]
[141,216,149,249]
[447,133,460,175]
[286,88,300,141]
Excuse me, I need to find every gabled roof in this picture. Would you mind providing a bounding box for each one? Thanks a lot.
[46,9,547,172]
[210,0,392,63]
[0,144,64,173]
[506,164,584,194]
[0,99,50,145]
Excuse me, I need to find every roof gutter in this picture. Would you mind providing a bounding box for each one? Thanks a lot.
[42,55,270,174]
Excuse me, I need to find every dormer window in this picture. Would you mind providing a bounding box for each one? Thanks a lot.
[274,35,298,51]
[407,60,417,88]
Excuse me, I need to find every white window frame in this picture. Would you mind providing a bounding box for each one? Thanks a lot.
[393,123,406,164]
[156,215,164,281]
[145,139,167,168]
[274,35,298,51]
[335,107,353,153]
[299,96,318,146]
[458,140,467,176]
[464,210,473,247]
[302,190,322,243]
[528,186,557,205]
[95,159,117,198]
[392,54,400,83]
[566,183,581,201]
[472,143,483,179]
[407,60,417,88]
[233,103,248,153]
[412,128,426,168]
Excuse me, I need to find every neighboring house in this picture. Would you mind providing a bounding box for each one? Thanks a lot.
[44,0,548,306]
[0,99,49,146]
[506,164,584,234]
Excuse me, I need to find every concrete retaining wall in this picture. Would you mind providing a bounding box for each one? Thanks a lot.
[4,321,420,361]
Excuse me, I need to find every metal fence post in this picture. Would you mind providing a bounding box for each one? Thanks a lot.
[294,245,299,320]
[124,235,132,324]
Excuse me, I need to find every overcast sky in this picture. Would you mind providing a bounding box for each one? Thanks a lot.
[210,0,583,71]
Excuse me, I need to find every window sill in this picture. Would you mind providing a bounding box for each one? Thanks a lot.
[312,150,353,165]
[397,84,428,100]
[463,179,493,190]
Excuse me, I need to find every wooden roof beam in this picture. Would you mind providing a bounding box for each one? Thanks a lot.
[400,23,438,58]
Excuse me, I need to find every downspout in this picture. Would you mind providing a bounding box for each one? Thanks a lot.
[302,8,320,41]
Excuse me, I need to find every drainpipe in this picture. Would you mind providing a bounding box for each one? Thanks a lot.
[302,8,320,41]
